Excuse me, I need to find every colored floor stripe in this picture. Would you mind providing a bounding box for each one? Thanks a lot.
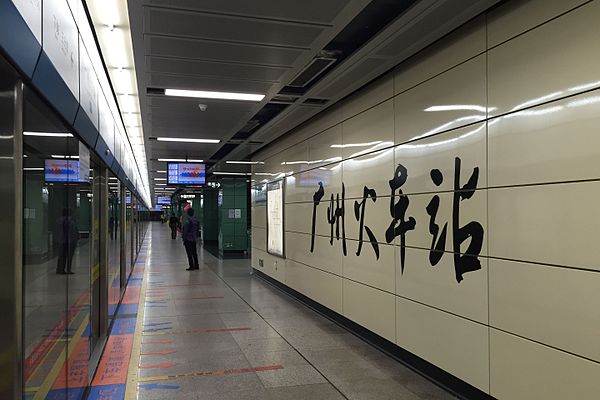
[138,364,284,383]
[142,327,251,336]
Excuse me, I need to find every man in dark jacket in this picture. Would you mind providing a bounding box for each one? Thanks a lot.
[168,214,179,239]
[55,208,79,275]
[181,208,199,270]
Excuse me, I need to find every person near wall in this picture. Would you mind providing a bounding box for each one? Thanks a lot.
[109,216,115,240]
[169,213,179,239]
[182,208,199,271]
[55,208,79,275]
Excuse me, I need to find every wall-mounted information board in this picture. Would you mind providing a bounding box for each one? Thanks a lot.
[267,180,284,257]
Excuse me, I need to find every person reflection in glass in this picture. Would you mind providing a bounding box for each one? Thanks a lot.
[55,208,79,275]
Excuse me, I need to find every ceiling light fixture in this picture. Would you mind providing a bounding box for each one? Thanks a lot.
[212,172,251,176]
[154,178,167,181]
[156,137,220,144]
[225,161,264,165]
[164,89,265,102]
[24,132,73,137]
[157,158,203,162]
[155,170,166,173]
[51,155,79,159]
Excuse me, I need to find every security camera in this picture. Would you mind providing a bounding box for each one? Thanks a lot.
[198,103,207,111]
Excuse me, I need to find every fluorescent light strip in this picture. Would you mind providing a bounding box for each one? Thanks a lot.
[164,88,264,102]
[51,155,79,159]
[212,171,251,176]
[156,137,220,144]
[24,167,44,171]
[154,178,167,181]
[24,132,73,137]
[226,161,264,165]
[157,158,203,162]
[155,170,166,173]
[155,183,167,186]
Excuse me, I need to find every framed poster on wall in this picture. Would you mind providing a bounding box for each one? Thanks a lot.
[266,180,284,257]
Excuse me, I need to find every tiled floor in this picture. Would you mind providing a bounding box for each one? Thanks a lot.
[123,223,455,399]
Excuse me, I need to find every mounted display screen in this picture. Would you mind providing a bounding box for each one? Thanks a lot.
[267,180,284,257]
[157,196,171,205]
[45,159,82,183]
[167,162,206,185]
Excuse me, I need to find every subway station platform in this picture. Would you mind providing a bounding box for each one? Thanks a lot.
[89,222,453,400]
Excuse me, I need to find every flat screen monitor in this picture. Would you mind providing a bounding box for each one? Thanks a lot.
[167,162,206,185]
[45,159,81,183]
[157,196,171,205]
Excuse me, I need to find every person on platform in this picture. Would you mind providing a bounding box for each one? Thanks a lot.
[55,208,79,275]
[109,216,115,240]
[181,208,199,271]
[169,213,179,239]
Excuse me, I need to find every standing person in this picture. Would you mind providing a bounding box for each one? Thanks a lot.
[109,216,115,240]
[55,208,79,275]
[182,208,199,271]
[169,213,179,239]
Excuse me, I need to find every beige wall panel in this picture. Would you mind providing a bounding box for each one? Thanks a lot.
[285,260,343,313]
[489,259,600,362]
[264,142,309,179]
[286,162,342,204]
[395,55,486,145]
[343,241,395,293]
[490,329,600,400]
[488,1,600,117]
[307,125,343,167]
[286,231,343,276]
[253,248,285,282]
[302,102,345,138]
[394,16,485,94]
[398,247,488,323]
[396,297,489,391]
[487,0,590,48]
[395,123,486,194]
[285,201,339,238]
[252,226,267,252]
[343,279,396,342]
[251,205,266,229]
[488,182,600,270]
[342,147,395,200]
[403,190,487,256]
[251,248,267,271]
[489,90,600,187]
[344,196,394,245]
[342,72,394,120]
[341,99,394,159]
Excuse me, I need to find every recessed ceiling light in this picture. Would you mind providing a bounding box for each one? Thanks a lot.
[157,158,203,162]
[156,137,220,144]
[24,132,73,137]
[164,89,265,102]
[225,161,264,165]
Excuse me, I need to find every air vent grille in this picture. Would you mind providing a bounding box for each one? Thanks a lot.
[288,57,337,88]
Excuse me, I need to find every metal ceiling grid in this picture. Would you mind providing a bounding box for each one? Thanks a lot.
[128,0,371,197]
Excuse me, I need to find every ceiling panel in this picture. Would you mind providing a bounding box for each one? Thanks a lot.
[145,7,326,48]
[144,0,350,24]
[146,56,289,82]
[146,73,275,93]
[145,36,304,66]
[147,96,256,136]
